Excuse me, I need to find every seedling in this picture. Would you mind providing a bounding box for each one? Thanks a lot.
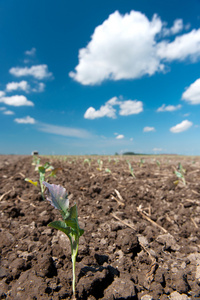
[126,160,136,178]
[139,158,145,167]
[174,163,186,186]
[83,158,91,167]
[97,159,103,171]
[156,160,160,167]
[43,182,84,297]
[105,168,111,173]
[25,162,60,200]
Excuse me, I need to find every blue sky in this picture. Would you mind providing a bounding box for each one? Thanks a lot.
[1,0,200,155]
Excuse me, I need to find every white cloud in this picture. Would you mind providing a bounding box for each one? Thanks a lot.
[84,103,116,119]
[84,96,143,119]
[143,126,155,132]
[25,48,36,56]
[38,123,92,139]
[70,10,200,85]
[116,134,124,139]
[157,29,200,62]
[157,104,182,112]
[3,110,15,115]
[9,65,53,80]
[0,95,34,106]
[0,106,6,111]
[69,10,163,85]
[14,116,36,124]
[6,80,30,93]
[182,78,200,104]
[162,19,184,36]
[153,148,163,152]
[170,120,193,133]
[32,82,45,92]
[119,100,143,115]
[0,91,5,97]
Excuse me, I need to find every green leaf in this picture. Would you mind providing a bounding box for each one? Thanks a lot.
[48,220,71,235]
[25,178,38,187]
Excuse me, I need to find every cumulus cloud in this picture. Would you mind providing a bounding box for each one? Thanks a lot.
[119,100,143,115]
[70,10,200,85]
[0,95,34,106]
[84,96,143,119]
[6,81,30,93]
[157,29,200,62]
[3,110,15,115]
[14,116,36,124]
[170,120,193,133]
[143,126,155,132]
[38,123,92,139]
[116,134,124,139]
[162,19,184,36]
[9,65,53,80]
[157,104,182,112]
[69,10,163,85]
[25,48,36,56]
[182,78,200,104]
[0,91,5,97]
[32,82,45,92]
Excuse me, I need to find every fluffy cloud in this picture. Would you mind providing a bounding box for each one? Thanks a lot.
[170,120,193,133]
[157,104,182,112]
[9,65,53,80]
[70,10,200,85]
[69,10,163,85]
[25,48,36,56]
[14,116,36,124]
[182,78,200,104]
[0,95,34,106]
[162,19,184,36]
[38,123,92,138]
[84,97,143,119]
[143,126,155,132]
[0,91,5,97]
[6,81,30,93]
[157,29,200,62]
[32,82,45,92]
[116,134,124,139]
[3,110,15,115]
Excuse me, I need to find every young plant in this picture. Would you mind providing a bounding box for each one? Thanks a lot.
[126,160,136,178]
[174,163,186,186]
[43,181,84,297]
[83,158,91,167]
[25,162,60,200]
[97,159,103,171]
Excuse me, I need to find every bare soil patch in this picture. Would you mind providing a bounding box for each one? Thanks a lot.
[0,155,200,299]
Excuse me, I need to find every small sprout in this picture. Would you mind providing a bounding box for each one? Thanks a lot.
[43,181,84,297]
[126,160,136,178]
[97,159,103,171]
[83,158,91,167]
[105,168,111,173]
[139,158,145,167]
[173,163,186,186]
[156,160,160,167]
[25,162,60,200]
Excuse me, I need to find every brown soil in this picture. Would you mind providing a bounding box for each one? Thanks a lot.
[0,155,200,300]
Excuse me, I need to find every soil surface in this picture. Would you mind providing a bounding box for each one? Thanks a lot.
[0,155,200,300]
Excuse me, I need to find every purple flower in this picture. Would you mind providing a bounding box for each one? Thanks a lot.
[43,181,69,213]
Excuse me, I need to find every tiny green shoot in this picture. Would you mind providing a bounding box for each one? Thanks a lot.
[97,159,103,171]
[43,182,84,297]
[126,160,136,178]
[25,162,60,200]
